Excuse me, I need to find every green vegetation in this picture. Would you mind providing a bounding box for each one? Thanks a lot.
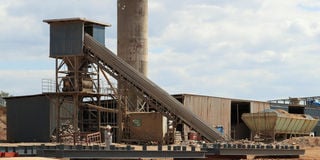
[0,91,10,97]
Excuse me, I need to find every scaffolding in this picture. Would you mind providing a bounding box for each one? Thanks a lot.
[44,57,120,143]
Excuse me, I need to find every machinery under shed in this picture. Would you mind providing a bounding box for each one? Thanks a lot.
[5,93,272,143]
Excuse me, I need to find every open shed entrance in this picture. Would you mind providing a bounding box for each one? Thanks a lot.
[231,101,251,140]
[288,105,305,114]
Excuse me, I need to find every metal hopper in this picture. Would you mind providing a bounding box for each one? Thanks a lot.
[241,109,318,141]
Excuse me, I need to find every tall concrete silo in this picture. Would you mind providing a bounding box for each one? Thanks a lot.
[118,0,148,75]
[117,0,148,111]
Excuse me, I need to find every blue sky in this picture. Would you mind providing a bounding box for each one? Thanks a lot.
[1,0,320,101]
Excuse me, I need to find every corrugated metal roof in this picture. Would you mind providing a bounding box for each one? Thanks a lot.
[43,17,111,27]
[4,94,45,100]
[173,93,269,103]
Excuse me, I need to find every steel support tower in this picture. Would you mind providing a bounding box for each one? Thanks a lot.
[44,17,226,144]
[44,18,119,143]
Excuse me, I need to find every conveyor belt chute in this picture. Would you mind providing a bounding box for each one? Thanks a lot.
[83,34,226,142]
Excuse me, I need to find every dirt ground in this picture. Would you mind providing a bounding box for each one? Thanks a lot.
[250,146,320,159]
[300,146,320,159]
[268,136,320,160]
[1,106,320,159]
[284,136,320,153]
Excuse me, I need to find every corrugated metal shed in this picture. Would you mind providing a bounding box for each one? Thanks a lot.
[5,94,54,142]
[174,94,270,140]
[5,94,76,142]
[181,94,231,138]
[251,101,270,113]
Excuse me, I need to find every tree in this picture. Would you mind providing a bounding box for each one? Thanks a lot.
[0,91,10,97]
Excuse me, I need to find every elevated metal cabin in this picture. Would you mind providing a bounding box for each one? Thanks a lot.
[43,17,111,57]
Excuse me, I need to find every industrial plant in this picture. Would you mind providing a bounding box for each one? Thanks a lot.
[0,0,320,159]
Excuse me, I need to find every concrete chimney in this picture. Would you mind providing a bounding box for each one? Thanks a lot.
[117,0,148,75]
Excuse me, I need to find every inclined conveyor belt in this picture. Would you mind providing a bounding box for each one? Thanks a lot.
[83,34,225,142]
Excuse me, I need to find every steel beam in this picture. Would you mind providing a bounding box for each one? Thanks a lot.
[0,144,305,159]
[38,150,206,159]
[206,148,305,156]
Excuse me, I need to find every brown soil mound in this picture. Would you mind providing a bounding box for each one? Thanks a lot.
[281,136,320,147]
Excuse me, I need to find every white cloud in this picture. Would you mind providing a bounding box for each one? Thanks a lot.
[149,1,165,12]
[1,0,320,101]
[0,70,54,96]
[148,0,320,100]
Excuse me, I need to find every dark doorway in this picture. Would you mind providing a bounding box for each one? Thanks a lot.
[288,105,305,114]
[231,101,251,140]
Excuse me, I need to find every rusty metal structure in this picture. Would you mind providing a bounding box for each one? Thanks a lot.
[117,0,148,117]
[83,33,226,142]
[43,18,118,142]
[43,16,226,143]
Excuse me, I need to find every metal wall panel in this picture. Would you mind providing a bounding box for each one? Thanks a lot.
[305,108,320,135]
[182,95,270,139]
[250,101,270,113]
[182,95,231,138]
[92,25,105,45]
[6,95,51,142]
[49,98,56,137]
[0,97,5,107]
[50,21,83,57]
[127,112,166,142]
